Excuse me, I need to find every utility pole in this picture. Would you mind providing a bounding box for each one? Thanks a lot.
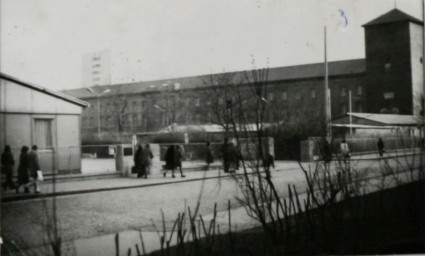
[421,0,425,176]
[86,88,111,138]
[349,90,352,135]
[324,26,332,142]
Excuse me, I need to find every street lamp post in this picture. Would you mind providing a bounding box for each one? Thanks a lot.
[86,87,111,138]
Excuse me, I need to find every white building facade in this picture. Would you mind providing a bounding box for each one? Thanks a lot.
[0,73,88,174]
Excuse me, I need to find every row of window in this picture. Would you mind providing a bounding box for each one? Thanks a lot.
[84,85,363,116]
[340,86,362,97]
[339,101,364,115]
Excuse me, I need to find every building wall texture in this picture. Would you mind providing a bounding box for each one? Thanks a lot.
[365,22,414,114]
[409,22,424,115]
[0,78,84,173]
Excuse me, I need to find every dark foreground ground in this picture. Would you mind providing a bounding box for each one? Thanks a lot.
[149,180,425,256]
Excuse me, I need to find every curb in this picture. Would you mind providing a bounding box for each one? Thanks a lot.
[1,167,293,203]
[1,172,234,203]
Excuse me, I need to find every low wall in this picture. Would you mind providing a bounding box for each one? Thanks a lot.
[301,136,421,162]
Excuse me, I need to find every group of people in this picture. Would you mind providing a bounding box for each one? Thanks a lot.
[219,138,275,172]
[1,145,41,194]
[133,144,154,179]
[133,144,187,179]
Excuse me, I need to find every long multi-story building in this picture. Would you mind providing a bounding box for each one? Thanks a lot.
[64,9,423,144]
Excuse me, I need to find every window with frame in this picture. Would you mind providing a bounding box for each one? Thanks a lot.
[311,89,316,99]
[267,93,274,101]
[340,103,347,115]
[355,101,363,112]
[34,119,53,148]
[341,87,346,97]
[282,91,287,101]
[295,91,301,100]
[357,86,363,95]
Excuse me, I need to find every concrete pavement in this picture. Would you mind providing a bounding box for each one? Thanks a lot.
[2,149,420,202]
[1,161,301,202]
[2,151,422,256]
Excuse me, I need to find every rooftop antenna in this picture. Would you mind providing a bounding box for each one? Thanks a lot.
[394,0,397,9]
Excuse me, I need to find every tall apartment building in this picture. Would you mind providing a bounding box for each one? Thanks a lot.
[82,50,111,86]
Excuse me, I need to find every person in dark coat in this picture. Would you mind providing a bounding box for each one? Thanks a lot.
[377,137,385,157]
[221,138,231,173]
[321,138,332,166]
[25,145,41,193]
[205,142,214,170]
[263,152,275,170]
[141,144,153,178]
[15,146,29,194]
[1,145,15,190]
[163,145,185,178]
[163,145,176,178]
[134,145,145,178]
[221,138,237,173]
[176,145,185,177]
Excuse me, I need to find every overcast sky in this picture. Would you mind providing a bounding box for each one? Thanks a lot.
[0,0,423,91]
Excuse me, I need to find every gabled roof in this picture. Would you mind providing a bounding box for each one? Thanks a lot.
[0,73,89,107]
[62,59,365,99]
[363,9,423,27]
[334,112,423,126]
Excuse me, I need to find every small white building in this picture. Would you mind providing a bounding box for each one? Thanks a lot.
[0,73,88,174]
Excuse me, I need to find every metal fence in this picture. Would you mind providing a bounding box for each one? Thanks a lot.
[5,145,118,177]
[157,143,223,161]
[306,136,421,157]
[331,137,420,154]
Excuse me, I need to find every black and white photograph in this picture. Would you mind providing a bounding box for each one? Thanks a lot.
[1,0,425,255]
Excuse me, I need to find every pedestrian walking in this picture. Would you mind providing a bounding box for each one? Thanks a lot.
[142,144,153,177]
[340,139,350,161]
[221,138,237,173]
[221,138,231,173]
[263,152,275,170]
[25,145,41,193]
[377,137,385,157]
[321,138,332,166]
[163,145,185,178]
[134,144,146,178]
[205,142,214,170]
[176,145,186,177]
[1,145,15,190]
[16,146,30,194]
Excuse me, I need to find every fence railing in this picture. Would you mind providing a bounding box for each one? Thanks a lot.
[5,145,118,176]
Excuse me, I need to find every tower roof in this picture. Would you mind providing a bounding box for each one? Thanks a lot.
[363,9,423,27]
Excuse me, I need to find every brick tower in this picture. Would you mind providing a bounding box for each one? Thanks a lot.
[363,9,423,115]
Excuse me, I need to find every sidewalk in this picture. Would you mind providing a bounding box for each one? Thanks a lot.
[1,161,301,202]
[335,148,421,161]
[2,149,421,203]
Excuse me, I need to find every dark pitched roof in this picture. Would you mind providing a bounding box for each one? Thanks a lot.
[62,59,365,99]
[363,9,423,27]
[0,73,89,107]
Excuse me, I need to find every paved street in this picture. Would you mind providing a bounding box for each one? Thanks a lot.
[1,152,422,255]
